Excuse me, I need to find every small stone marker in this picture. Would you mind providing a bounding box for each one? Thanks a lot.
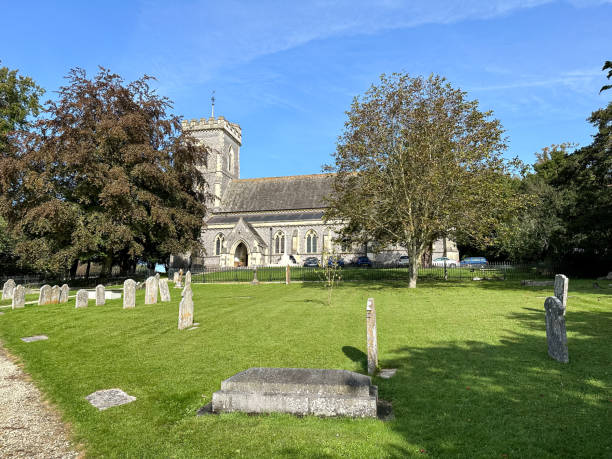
[544,296,569,363]
[21,335,48,343]
[123,279,136,309]
[59,284,70,303]
[366,298,378,375]
[145,276,158,304]
[286,265,291,284]
[96,285,105,306]
[76,289,89,308]
[554,274,569,315]
[185,270,191,288]
[50,285,60,304]
[379,369,397,379]
[251,268,259,285]
[173,271,180,286]
[85,388,136,410]
[159,279,171,302]
[2,279,16,300]
[178,285,194,330]
[38,284,52,305]
[12,285,25,309]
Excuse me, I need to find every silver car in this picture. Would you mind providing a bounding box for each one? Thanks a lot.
[432,257,458,268]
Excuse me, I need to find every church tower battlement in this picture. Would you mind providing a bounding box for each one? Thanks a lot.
[181,116,242,145]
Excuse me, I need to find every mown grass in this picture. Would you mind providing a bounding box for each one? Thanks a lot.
[0,280,610,457]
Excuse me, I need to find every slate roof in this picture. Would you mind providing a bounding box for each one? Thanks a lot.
[219,174,334,212]
[207,211,325,225]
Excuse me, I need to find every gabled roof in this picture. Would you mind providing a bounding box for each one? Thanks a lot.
[219,174,334,212]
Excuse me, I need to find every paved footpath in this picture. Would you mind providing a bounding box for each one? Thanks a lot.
[0,345,79,458]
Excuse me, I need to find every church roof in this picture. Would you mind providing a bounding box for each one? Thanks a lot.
[219,174,334,212]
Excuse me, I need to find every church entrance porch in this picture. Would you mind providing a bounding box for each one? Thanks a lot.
[234,243,249,267]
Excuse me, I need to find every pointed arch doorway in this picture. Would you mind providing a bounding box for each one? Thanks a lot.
[234,242,249,267]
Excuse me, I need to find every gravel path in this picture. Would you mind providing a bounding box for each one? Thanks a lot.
[0,346,79,458]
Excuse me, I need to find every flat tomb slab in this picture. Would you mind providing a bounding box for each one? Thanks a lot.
[86,388,136,410]
[21,335,48,342]
[87,290,122,300]
[212,367,378,418]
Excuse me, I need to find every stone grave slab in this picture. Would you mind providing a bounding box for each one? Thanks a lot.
[212,367,378,418]
[378,369,397,379]
[21,335,49,343]
[85,388,136,410]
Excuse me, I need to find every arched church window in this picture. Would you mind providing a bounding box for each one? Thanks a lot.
[306,230,318,253]
[274,231,285,254]
[215,234,225,256]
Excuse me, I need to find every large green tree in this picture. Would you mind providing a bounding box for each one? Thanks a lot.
[0,67,208,276]
[325,73,526,287]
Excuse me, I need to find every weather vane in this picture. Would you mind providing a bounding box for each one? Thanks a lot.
[211,90,216,118]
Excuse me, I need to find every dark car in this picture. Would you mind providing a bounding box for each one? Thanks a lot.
[327,256,345,267]
[303,257,320,267]
[460,256,488,267]
[355,256,373,267]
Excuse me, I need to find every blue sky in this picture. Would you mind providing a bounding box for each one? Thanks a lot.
[3,0,611,178]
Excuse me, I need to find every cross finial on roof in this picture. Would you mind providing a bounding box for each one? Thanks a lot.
[211,90,216,118]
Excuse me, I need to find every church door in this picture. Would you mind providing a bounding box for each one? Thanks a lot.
[234,243,249,267]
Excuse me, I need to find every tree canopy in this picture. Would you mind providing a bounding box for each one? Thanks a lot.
[0,67,209,276]
[324,73,526,287]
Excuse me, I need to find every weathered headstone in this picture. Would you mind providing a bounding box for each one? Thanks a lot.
[159,279,171,302]
[176,269,184,288]
[554,274,569,315]
[38,285,52,305]
[178,284,194,330]
[145,276,158,304]
[96,285,105,306]
[544,296,569,363]
[2,279,16,300]
[76,289,89,308]
[50,285,60,304]
[173,271,179,285]
[185,271,191,288]
[366,298,378,375]
[123,279,136,309]
[59,284,70,303]
[12,285,25,309]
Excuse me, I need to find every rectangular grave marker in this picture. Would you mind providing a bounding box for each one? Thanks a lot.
[123,279,136,309]
[159,279,171,302]
[50,285,60,304]
[554,274,569,315]
[76,289,88,308]
[145,276,158,304]
[544,296,569,363]
[366,298,378,375]
[2,279,15,300]
[178,284,194,330]
[96,285,105,306]
[59,284,70,303]
[38,284,52,305]
[12,285,25,309]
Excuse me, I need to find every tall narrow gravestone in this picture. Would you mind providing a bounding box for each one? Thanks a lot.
[159,279,171,302]
[59,284,70,303]
[544,296,569,363]
[96,285,105,306]
[173,271,179,285]
[366,298,378,375]
[178,285,194,330]
[50,285,60,304]
[185,271,191,288]
[2,279,16,300]
[12,285,25,309]
[123,279,136,309]
[76,289,89,308]
[145,276,158,304]
[554,274,569,315]
[38,285,52,305]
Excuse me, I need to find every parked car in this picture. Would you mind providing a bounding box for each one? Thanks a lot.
[327,256,345,267]
[355,256,373,268]
[397,255,410,266]
[303,257,320,267]
[460,256,488,267]
[432,257,458,268]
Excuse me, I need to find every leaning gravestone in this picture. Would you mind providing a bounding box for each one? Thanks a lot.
[178,285,194,330]
[123,279,136,309]
[12,285,25,309]
[366,298,378,375]
[159,279,171,302]
[145,276,158,304]
[2,279,16,300]
[38,285,52,305]
[544,296,569,363]
[50,285,60,304]
[554,274,569,315]
[96,285,105,306]
[76,289,89,308]
[59,284,70,303]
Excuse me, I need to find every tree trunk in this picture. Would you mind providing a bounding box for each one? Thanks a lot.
[408,244,422,288]
[101,255,113,279]
[85,261,91,280]
[69,259,79,280]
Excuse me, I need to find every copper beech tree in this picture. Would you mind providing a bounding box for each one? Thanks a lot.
[1,68,208,276]
[325,73,526,287]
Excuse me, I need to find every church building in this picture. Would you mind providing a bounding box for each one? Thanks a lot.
[174,114,459,268]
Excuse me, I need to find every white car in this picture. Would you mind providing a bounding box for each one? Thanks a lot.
[432,257,458,268]
[398,255,410,266]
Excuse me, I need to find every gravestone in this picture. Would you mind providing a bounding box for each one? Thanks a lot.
[145,276,158,304]
[178,284,194,330]
[185,271,191,288]
[38,285,52,305]
[175,269,184,288]
[96,285,105,306]
[50,285,60,304]
[554,274,569,315]
[59,284,70,303]
[12,285,25,309]
[21,335,48,343]
[159,279,171,302]
[155,273,160,281]
[76,289,89,308]
[123,279,136,309]
[544,296,569,363]
[366,298,378,375]
[286,265,291,284]
[251,268,259,285]
[85,388,136,410]
[2,279,16,300]
[211,367,378,418]
[173,271,179,285]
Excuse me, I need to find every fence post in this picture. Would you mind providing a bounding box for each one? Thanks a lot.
[285,265,290,284]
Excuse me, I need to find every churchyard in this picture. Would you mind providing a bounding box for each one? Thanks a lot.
[0,279,610,457]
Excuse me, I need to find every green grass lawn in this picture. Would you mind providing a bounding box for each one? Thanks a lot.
[0,280,610,457]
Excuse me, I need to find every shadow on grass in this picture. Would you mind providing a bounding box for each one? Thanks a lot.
[342,346,367,373]
[377,308,612,457]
